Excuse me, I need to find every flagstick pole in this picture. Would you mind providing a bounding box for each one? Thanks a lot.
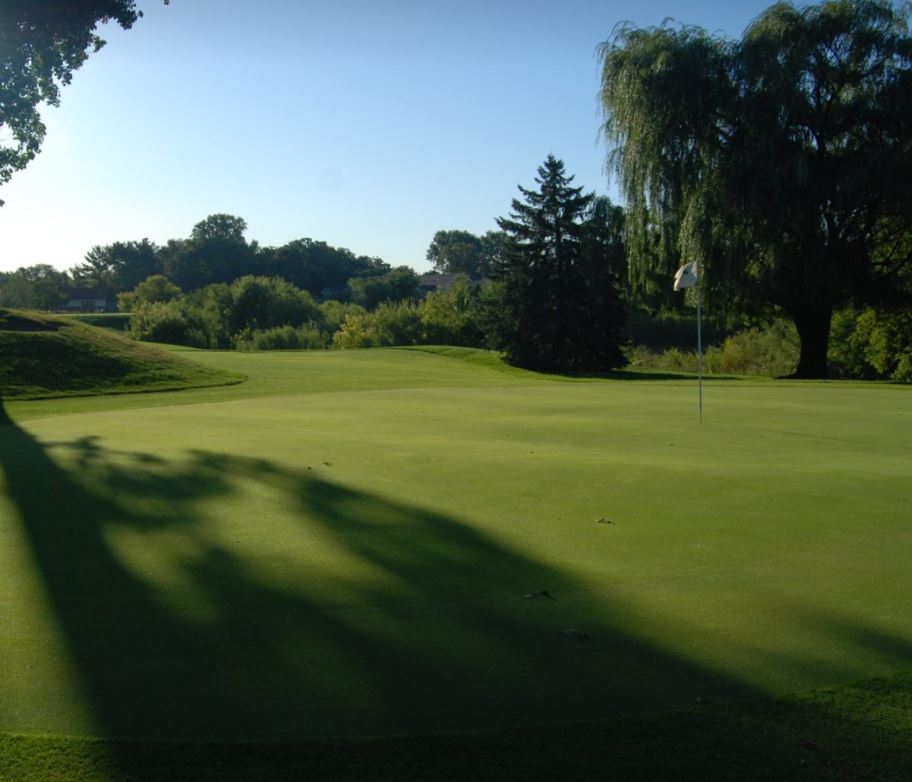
[697,273,703,424]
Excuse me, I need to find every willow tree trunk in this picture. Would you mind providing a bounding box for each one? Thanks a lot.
[790,305,833,379]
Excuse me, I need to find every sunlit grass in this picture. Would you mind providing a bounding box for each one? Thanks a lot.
[1,344,910,777]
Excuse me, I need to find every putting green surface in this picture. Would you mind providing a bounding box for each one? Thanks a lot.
[1,347,910,740]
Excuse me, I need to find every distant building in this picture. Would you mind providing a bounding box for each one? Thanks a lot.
[418,273,465,296]
[64,288,113,312]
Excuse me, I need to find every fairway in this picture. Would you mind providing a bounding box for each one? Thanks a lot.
[1,347,910,742]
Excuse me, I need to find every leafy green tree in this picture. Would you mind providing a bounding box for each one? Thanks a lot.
[190,283,233,348]
[256,238,390,297]
[0,1,163,423]
[117,274,181,312]
[163,215,257,291]
[0,265,70,310]
[346,267,420,309]
[73,239,162,293]
[72,245,117,289]
[489,155,627,372]
[129,300,196,346]
[599,0,912,377]
[426,230,485,276]
[419,276,486,346]
[426,230,507,278]
[319,299,367,333]
[190,213,248,244]
[226,275,321,335]
[0,272,32,309]
[332,300,423,349]
[582,196,628,301]
[479,231,509,276]
[0,1,144,200]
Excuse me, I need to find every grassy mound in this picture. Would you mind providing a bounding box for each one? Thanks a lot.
[59,312,131,332]
[0,308,244,399]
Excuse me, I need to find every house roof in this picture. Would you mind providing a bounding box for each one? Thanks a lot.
[418,273,464,290]
[66,288,111,299]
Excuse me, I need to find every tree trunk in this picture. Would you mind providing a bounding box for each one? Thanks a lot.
[790,306,832,379]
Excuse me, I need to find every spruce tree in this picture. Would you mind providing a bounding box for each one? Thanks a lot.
[490,155,627,372]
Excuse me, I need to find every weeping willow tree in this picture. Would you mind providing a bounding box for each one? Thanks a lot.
[599,0,912,377]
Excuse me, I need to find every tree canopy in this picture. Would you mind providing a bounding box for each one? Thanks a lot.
[425,229,506,278]
[0,1,144,199]
[599,0,912,377]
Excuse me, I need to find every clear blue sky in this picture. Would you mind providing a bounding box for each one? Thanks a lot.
[0,0,774,275]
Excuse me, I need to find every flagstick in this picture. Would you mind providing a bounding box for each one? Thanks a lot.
[697,275,703,424]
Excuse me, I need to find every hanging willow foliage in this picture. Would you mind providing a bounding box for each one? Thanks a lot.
[598,0,912,378]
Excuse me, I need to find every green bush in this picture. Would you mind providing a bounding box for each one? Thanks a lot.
[626,320,798,377]
[420,277,485,347]
[117,275,182,312]
[319,300,366,332]
[707,321,798,377]
[129,301,199,346]
[333,301,423,349]
[228,276,321,334]
[346,268,419,309]
[236,324,328,351]
[828,307,912,382]
[625,345,701,373]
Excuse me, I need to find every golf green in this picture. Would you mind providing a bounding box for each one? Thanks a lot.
[1,347,909,740]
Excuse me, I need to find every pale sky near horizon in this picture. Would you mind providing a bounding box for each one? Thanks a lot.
[0,0,774,275]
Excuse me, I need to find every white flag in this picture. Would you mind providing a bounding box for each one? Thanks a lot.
[673,261,699,291]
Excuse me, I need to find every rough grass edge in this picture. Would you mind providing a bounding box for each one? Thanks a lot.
[2,671,909,781]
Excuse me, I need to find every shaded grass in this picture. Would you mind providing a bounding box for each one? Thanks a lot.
[0,308,243,399]
[58,312,131,332]
[1,346,910,779]
[2,672,910,781]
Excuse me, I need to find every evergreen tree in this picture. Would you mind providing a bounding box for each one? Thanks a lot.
[490,155,627,372]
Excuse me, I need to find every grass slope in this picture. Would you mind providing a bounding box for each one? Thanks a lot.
[1,346,909,777]
[0,308,243,399]
[58,312,131,332]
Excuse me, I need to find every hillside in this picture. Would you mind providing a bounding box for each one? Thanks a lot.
[0,308,245,399]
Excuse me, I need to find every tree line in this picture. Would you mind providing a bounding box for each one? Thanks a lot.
[0,213,420,309]
[114,157,630,373]
[2,0,910,380]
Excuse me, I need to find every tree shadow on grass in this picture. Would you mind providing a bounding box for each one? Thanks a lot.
[1,416,911,778]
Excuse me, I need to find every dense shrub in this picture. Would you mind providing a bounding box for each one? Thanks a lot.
[319,300,366,332]
[829,307,912,382]
[236,324,328,351]
[346,268,420,309]
[228,276,321,334]
[117,275,182,312]
[627,310,912,382]
[332,301,423,349]
[419,277,486,347]
[129,301,202,346]
[626,320,799,376]
[122,275,325,349]
[708,322,799,376]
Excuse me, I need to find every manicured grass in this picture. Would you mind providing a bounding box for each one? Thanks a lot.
[2,672,910,781]
[0,308,243,399]
[58,312,131,333]
[1,345,910,777]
